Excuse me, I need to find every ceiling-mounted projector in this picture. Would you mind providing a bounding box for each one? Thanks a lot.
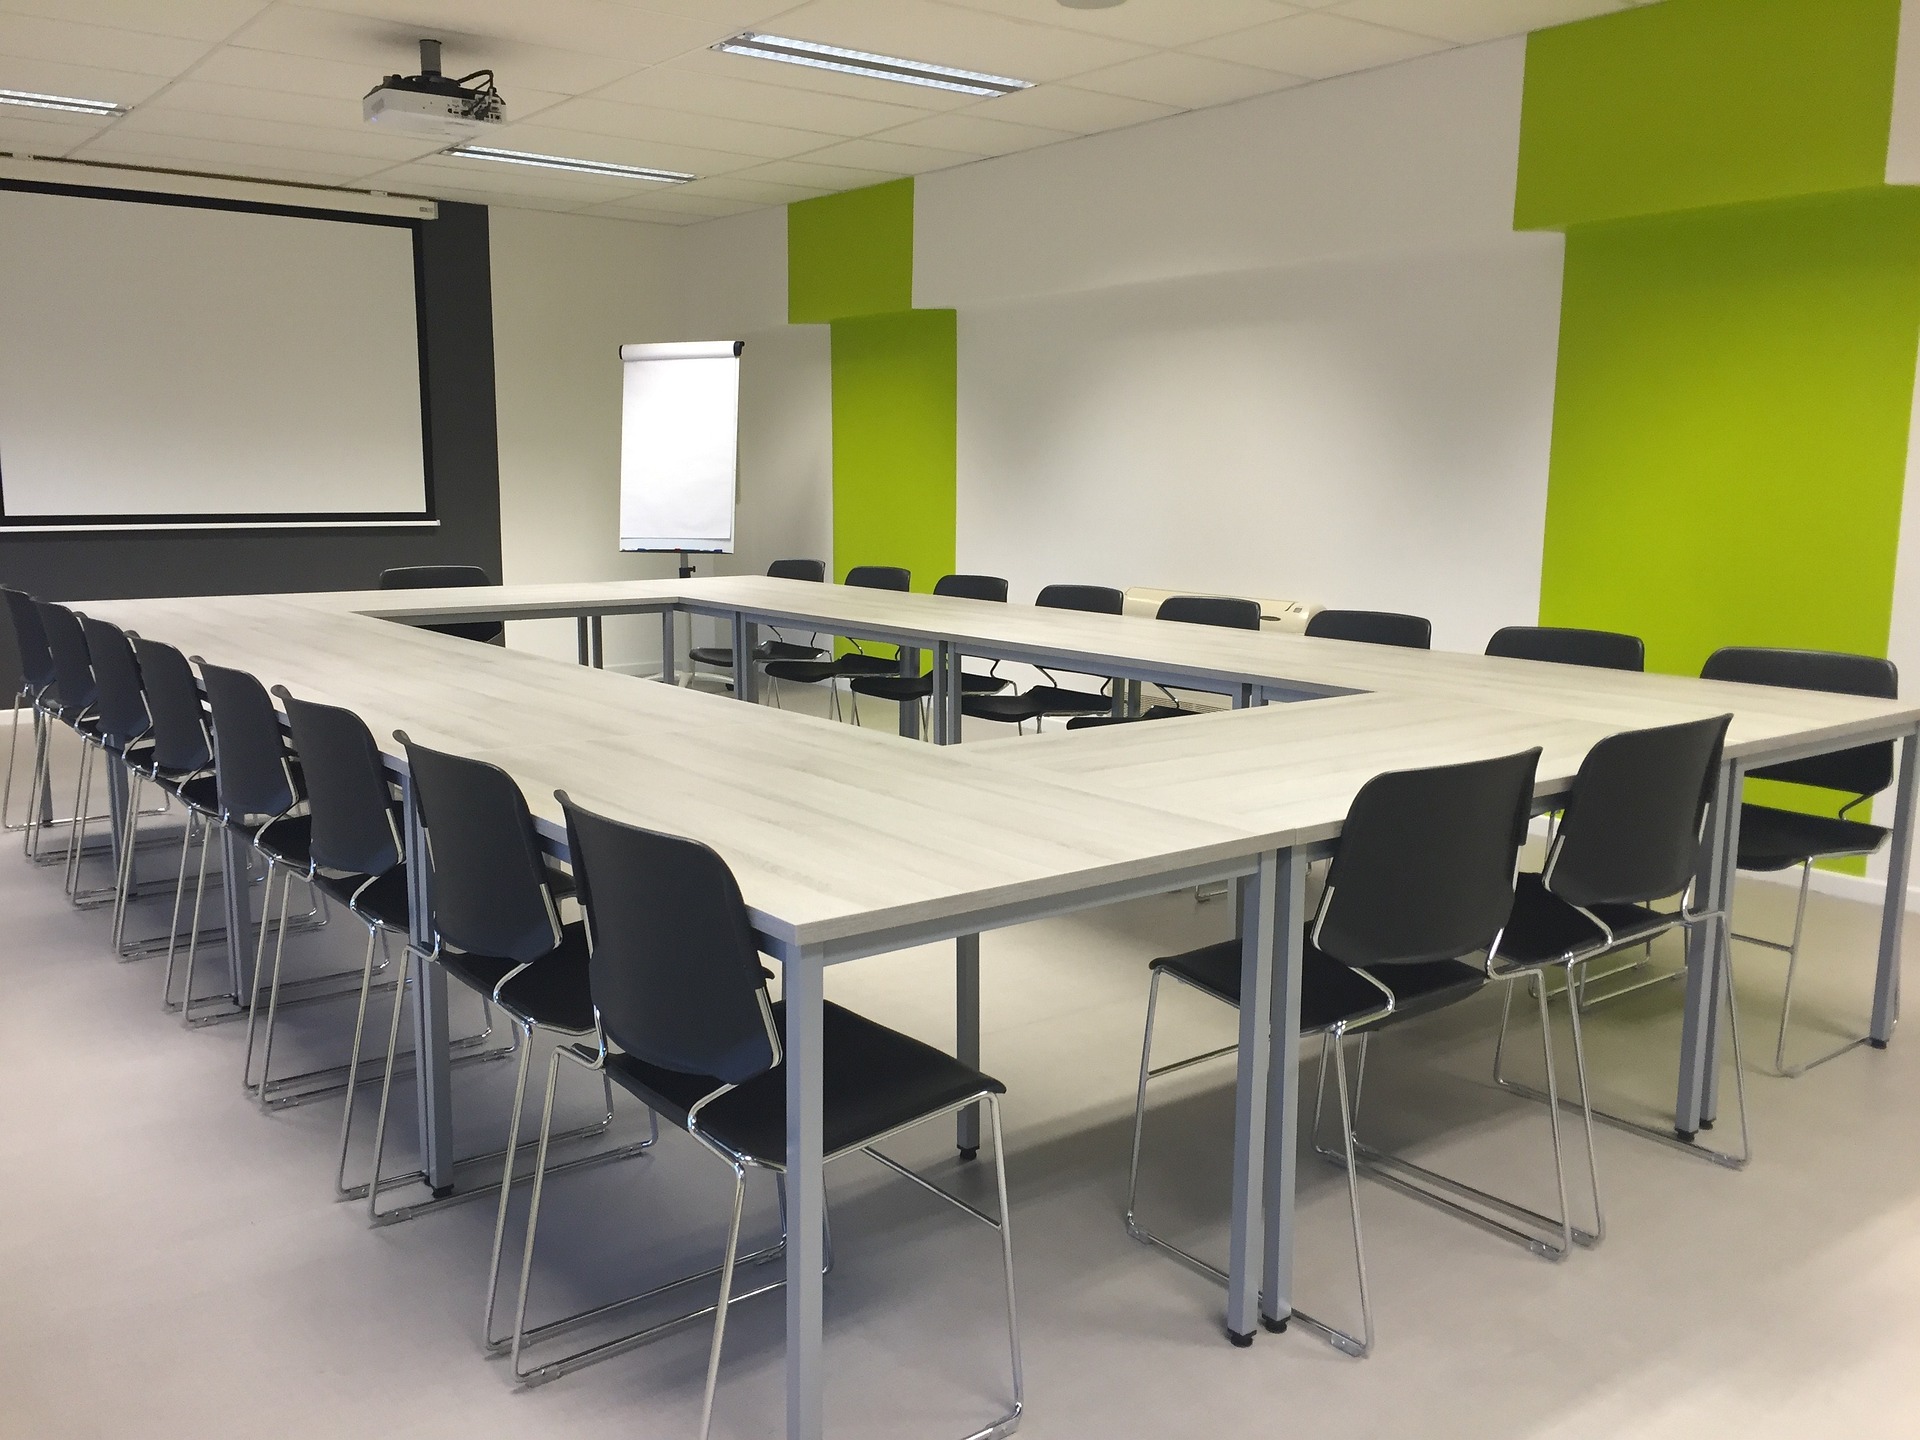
[363,38,504,140]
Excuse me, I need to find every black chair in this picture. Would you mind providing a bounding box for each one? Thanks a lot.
[275,688,497,1199]
[379,564,504,645]
[965,584,1126,732]
[1701,647,1898,1077]
[195,660,316,1066]
[499,793,1021,1437]
[132,637,225,1016]
[1305,609,1432,649]
[1067,594,1262,730]
[1486,625,1644,672]
[2,586,61,846]
[847,574,1011,729]
[33,601,109,903]
[1491,714,1741,1167]
[1128,747,1540,1357]
[374,737,648,1319]
[687,559,829,682]
[763,565,912,720]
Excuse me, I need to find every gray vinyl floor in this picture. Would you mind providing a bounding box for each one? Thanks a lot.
[4,710,1919,1439]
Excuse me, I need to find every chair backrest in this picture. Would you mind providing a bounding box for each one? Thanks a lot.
[1156,595,1262,631]
[934,573,1009,603]
[560,793,779,1085]
[767,559,826,582]
[1305,609,1432,649]
[1037,584,1124,616]
[34,600,98,714]
[844,565,910,592]
[1314,748,1540,968]
[1,587,56,695]
[1486,625,1644,672]
[79,616,149,749]
[397,733,561,963]
[379,564,503,645]
[1701,647,1897,798]
[197,660,298,820]
[131,637,212,775]
[276,689,401,878]
[1546,715,1730,909]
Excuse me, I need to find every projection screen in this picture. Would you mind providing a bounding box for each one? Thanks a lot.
[0,184,429,529]
[619,340,742,554]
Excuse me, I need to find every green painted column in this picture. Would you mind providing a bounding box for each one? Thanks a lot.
[1521,0,1920,860]
[787,178,957,596]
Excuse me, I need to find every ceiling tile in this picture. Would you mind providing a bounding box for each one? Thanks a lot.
[932,0,1303,49]
[110,102,442,162]
[1186,11,1448,79]
[299,0,737,67]
[354,170,589,211]
[0,107,114,157]
[0,1,271,44]
[0,56,177,106]
[602,0,801,24]
[72,129,381,181]
[470,119,765,177]
[594,62,929,135]
[737,0,1153,83]
[1327,0,1631,44]
[378,151,658,201]
[874,108,1074,156]
[797,134,980,175]
[186,44,575,124]
[727,154,900,190]
[573,199,702,223]
[581,186,757,217]
[1070,50,1303,109]
[0,11,210,76]
[680,172,831,203]
[971,81,1178,133]
[531,94,837,160]
[226,6,640,95]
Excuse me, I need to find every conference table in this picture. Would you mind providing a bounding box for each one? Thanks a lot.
[84,577,1920,1440]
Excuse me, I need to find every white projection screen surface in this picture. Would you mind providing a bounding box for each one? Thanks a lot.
[0,186,428,528]
[619,340,741,553]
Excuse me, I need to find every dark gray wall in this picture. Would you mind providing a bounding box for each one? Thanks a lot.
[0,199,501,692]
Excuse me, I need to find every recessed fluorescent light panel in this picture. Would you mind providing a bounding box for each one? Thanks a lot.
[712,33,1032,97]
[0,87,127,117]
[447,144,693,183]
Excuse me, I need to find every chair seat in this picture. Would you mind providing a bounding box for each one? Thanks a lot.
[152,770,220,816]
[692,641,825,671]
[1493,872,1676,968]
[438,921,596,1034]
[1066,706,1188,731]
[834,653,901,678]
[1736,802,1888,871]
[604,1000,1004,1168]
[961,692,1048,725]
[316,864,409,932]
[1026,685,1113,716]
[687,646,734,670]
[1151,938,1485,1034]
[763,658,839,685]
[849,672,1010,702]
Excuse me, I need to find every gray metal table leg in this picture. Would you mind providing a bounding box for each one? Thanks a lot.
[944,645,962,743]
[403,769,455,1192]
[899,645,921,740]
[222,825,253,1002]
[588,615,604,669]
[1226,851,1281,1346]
[1676,759,1738,1136]
[956,933,980,1156]
[1258,849,1305,1335]
[659,610,677,685]
[784,945,826,1440]
[1872,724,1919,1043]
[576,617,590,667]
[731,615,759,703]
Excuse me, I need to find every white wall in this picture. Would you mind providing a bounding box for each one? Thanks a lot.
[919,39,1564,650]
[489,204,827,672]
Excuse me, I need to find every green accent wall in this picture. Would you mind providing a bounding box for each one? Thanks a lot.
[1516,0,1902,231]
[830,310,958,598]
[785,177,957,605]
[788,178,915,325]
